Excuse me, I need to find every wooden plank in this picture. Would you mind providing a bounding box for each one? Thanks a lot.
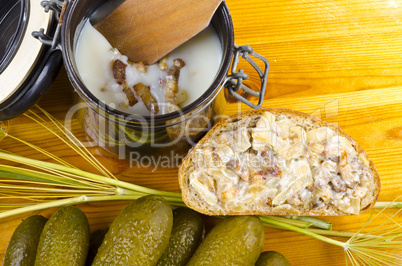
[0,0,401,265]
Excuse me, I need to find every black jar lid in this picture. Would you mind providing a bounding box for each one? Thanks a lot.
[0,0,63,121]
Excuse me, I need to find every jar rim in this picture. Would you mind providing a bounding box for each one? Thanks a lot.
[62,1,234,124]
[0,0,52,105]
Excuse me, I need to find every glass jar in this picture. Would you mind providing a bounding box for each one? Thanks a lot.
[60,0,269,162]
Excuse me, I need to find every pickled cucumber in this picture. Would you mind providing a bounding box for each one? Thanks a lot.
[92,195,173,265]
[3,215,47,266]
[187,216,265,266]
[85,227,109,266]
[34,206,90,266]
[157,208,204,266]
[255,251,291,266]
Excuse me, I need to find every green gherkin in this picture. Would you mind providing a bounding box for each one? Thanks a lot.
[34,206,90,266]
[187,216,265,266]
[157,208,204,266]
[255,251,291,266]
[3,215,48,266]
[85,227,109,266]
[92,195,173,266]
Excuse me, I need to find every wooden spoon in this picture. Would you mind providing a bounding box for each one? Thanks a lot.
[94,0,222,65]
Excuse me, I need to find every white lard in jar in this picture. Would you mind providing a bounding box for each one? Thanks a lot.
[74,20,222,116]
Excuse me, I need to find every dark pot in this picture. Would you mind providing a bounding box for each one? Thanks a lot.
[60,0,269,162]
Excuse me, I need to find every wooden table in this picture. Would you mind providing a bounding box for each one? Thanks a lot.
[1,0,402,265]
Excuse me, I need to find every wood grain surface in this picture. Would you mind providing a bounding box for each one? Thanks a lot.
[1,0,402,265]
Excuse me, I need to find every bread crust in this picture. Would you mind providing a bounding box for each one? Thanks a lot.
[179,108,381,216]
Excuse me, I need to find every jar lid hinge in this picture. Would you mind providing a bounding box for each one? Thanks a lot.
[31,0,66,51]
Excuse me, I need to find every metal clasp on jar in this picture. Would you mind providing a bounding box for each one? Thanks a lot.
[224,44,269,109]
[32,0,67,51]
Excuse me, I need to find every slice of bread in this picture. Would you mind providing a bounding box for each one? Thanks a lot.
[178,108,380,216]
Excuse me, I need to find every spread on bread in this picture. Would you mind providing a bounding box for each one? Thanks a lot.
[180,110,380,216]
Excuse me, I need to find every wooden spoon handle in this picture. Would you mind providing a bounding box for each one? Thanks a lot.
[94,0,222,65]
